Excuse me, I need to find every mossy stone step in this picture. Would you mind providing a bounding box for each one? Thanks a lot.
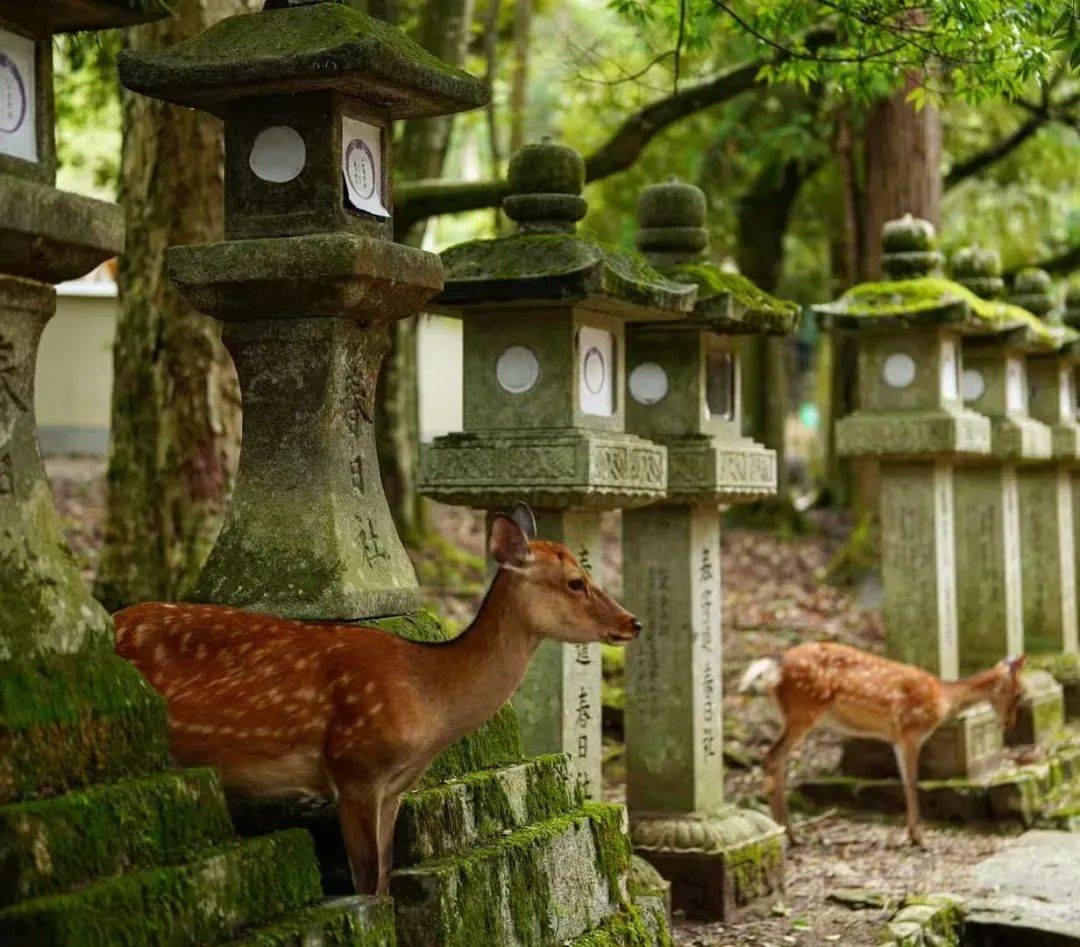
[396,754,579,864]
[391,802,632,947]
[0,766,233,906]
[0,829,322,946]
[227,895,396,946]
[566,901,672,946]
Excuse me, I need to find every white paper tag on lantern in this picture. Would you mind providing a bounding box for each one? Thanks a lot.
[578,326,615,417]
[341,116,388,218]
[0,29,36,164]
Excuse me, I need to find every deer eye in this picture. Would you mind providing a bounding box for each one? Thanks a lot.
[568,577,587,593]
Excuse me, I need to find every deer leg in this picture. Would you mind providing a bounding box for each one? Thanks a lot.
[893,735,926,849]
[763,715,819,844]
[375,791,404,896]
[337,784,382,894]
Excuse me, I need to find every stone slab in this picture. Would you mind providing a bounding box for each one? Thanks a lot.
[227,895,396,947]
[965,831,1080,945]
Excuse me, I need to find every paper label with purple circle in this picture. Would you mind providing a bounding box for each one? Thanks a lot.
[341,116,388,218]
[0,29,36,163]
[578,326,615,417]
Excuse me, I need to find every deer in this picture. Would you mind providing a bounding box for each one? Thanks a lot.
[739,642,1026,848]
[114,504,641,896]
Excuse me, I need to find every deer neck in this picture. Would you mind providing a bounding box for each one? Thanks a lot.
[941,668,1001,715]
[419,569,542,742]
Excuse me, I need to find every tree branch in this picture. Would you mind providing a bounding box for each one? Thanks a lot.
[393,26,838,235]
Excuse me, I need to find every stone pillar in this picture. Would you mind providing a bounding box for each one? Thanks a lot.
[815,217,998,780]
[621,180,792,920]
[1009,269,1073,739]
[421,140,691,798]
[0,0,170,805]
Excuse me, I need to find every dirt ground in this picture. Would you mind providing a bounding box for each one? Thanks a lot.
[47,458,1018,946]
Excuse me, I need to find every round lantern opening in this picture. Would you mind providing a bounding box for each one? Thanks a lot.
[249,126,306,184]
[882,353,916,389]
[628,362,669,405]
[962,368,986,402]
[496,345,540,393]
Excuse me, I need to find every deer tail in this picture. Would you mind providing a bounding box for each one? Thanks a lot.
[738,657,781,697]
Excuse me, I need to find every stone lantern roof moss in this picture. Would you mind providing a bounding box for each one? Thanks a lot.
[436,232,695,317]
[815,275,1063,349]
[663,262,799,334]
[116,2,489,118]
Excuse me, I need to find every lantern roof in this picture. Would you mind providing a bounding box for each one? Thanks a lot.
[437,141,694,318]
[632,178,797,334]
[0,0,169,32]
[116,0,488,118]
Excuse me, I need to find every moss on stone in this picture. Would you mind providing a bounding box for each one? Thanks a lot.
[567,902,674,946]
[0,652,170,804]
[228,895,396,946]
[0,831,322,946]
[0,768,233,906]
[584,802,632,903]
[664,263,799,333]
[1030,651,1080,681]
[438,233,694,313]
[877,894,962,946]
[117,2,488,117]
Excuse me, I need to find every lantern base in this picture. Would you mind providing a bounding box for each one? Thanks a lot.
[631,807,785,921]
[837,407,991,460]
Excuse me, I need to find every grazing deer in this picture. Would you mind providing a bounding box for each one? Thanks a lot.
[115,504,641,895]
[739,642,1026,847]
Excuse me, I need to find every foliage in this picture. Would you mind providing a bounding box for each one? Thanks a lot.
[608,0,1076,104]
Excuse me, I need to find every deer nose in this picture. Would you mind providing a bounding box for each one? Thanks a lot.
[630,617,643,636]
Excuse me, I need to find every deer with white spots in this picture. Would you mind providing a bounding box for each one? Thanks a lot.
[739,642,1026,847]
[115,504,641,896]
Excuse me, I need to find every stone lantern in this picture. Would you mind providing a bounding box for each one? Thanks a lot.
[119,0,491,621]
[0,0,173,801]
[814,216,1003,780]
[621,179,792,919]
[420,140,693,797]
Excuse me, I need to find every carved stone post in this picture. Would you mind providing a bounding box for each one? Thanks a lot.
[621,179,791,919]
[421,140,691,798]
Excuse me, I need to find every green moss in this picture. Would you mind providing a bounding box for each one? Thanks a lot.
[824,514,881,587]
[1030,651,1080,681]
[229,895,396,947]
[877,895,962,946]
[0,768,233,906]
[0,652,170,804]
[0,831,321,946]
[828,276,1061,346]
[724,835,785,908]
[439,233,693,313]
[665,263,799,332]
[567,902,673,946]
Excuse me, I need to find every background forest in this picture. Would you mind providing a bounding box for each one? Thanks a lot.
[53,0,1080,604]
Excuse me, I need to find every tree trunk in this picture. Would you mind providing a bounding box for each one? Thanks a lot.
[735,158,815,501]
[509,0,531,155]
[379,0,476,545]
[861,76,942,279]
[95,0,248,610]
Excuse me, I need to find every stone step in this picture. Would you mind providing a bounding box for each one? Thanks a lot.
[226,896,396,946]
[0,767,233,906]
[396,754,579,864]
[0,830,322,946]
[391,802,631,947]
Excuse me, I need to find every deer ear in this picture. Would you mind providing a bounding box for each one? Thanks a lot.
[509,502,536,541]
[1007,654,1027,675]
[488,513,533,569]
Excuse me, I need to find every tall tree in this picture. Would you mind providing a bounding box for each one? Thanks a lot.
[95,0,250,609]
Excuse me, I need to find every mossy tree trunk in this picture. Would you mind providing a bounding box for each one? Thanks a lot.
[95,0,250,609]
[379,0,476,546]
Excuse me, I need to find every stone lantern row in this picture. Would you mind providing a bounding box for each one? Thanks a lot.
[816,216,1080,782]
[420,150,797,918]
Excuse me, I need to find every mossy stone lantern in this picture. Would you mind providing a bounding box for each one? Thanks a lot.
[814,217,1004,780]
[119,0,489,620]
[622,179,792,920]
[420,140,694,797]
[0,0,172,801]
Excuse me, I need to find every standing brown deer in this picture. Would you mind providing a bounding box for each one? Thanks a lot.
[115,504,641,895]
[739,642,1026,847]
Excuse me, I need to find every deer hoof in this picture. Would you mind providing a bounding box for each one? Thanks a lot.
[909,833,927,850]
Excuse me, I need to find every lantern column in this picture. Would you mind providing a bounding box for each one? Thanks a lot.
[622,179,792,920]
[421,140,692,798]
